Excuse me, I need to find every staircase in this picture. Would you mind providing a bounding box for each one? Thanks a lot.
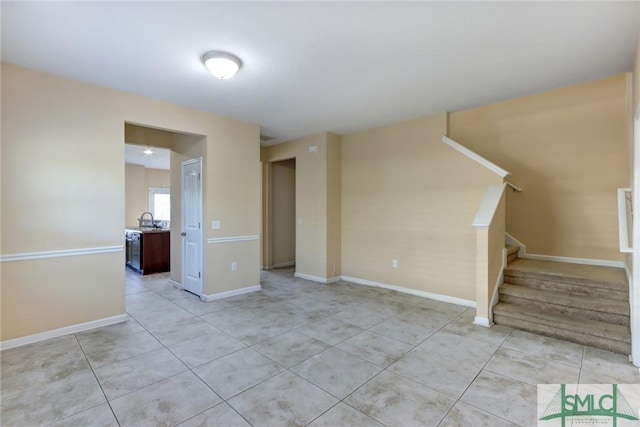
[493,255,631,355]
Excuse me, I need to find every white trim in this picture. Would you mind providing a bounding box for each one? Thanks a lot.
[505,181,523,192]
[0,246,124,263]
[632,114,640,366]
[487,247,508,325]
[340,275,476,308]
[267,261,296,270]
[473,316,493,327]
[442,135,510,178]
[472,183,507,230]
[618,187,633,253]
[207,235,260,244]
[505,232,526,257]
[0,314,129,350]
[169,279,183,290]
[521,253,625,268]
[200,285,262,302]
[294,272,340,284]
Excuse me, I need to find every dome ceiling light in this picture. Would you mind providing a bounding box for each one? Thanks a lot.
[202,51,242,80]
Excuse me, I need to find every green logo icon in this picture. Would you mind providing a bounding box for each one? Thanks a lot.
[539,384,639,427]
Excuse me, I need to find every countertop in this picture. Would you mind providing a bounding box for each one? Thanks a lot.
[126,228,171,234]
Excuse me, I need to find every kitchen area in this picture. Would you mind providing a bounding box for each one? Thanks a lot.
[125,144,171,275]
[125,212,170,275]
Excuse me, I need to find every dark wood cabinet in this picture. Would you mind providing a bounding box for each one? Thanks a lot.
[141,231,170,275]
[125,229,170,275]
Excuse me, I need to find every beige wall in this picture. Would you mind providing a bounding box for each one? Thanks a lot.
[271,159,296,266]
[1,63,260,341]
[635,35,640,119]
[341,113,501,301]
[449,74,629,262]
[146,168,170,190]
[124,164,170,228]
[263,133,341,281]
[125,164,147,228]
[264,134,327,279]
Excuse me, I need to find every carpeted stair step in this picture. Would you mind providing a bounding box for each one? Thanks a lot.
[499,284,629,325]
[502,274,628,301]
[493,303,631,355]
[506,245,520,264]
[504,258,628,300]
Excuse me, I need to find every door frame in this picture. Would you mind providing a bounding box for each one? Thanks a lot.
[632,117,639,366]
[263,157,297,271]
[182,157,203,296]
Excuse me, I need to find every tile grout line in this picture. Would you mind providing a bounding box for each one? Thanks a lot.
[433,327,518,426]
[72,334,123,427]
[138,275,305,427]
[133,269,510,426]
[294,306,471,426]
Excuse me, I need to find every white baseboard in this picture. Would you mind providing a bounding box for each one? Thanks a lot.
[264,262,296,270]
[473,316,493,327]
[522,253,625,268]
[169,279,183,290]
[624,262,632,290]
[293,272,326,284]
[340,275,476,308]
[488,248,507,323]
[0,313,129,350]
[504,232,623,268]
[505,232,526,257]
[294,272,341,284]
[201,285,261,302]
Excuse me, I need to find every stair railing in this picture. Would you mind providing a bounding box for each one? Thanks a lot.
[472,183,507,326]
[443,135,522,326]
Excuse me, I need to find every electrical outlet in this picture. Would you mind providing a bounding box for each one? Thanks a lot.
[231,261,238,271]
[392,259,398,268]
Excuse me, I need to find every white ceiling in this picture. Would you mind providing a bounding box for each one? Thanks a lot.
[125,144,170,170]
[2,2,639,145]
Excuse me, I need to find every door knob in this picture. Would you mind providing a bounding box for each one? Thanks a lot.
[181,232,187,236]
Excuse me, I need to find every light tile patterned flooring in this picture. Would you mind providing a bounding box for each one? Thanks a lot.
[2,268,639,426]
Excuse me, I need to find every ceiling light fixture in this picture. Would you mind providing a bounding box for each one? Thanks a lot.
[143,148,154,155]
[202,51,241,79]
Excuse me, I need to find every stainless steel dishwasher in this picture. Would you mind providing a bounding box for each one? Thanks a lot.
[128,231,142,273]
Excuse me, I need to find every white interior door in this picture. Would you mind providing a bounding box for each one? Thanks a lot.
[182,158,202,296]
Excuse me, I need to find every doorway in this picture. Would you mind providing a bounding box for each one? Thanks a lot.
[269,158,296,269]
[123,122,206,289]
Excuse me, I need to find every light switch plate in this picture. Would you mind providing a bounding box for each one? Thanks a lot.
[212,220,221,230]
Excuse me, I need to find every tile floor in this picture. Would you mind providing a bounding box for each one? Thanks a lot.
[2,268,639,426]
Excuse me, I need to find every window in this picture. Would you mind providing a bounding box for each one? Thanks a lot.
[149,188,170,221]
